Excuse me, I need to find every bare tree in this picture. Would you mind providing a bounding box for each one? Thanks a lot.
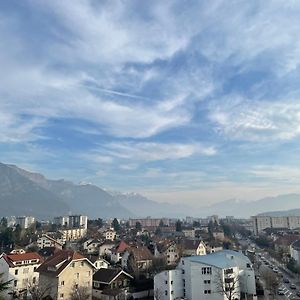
[261,270,279,299]
[214,269,240,300]
[154,288,163,300]
[70,284,90,300]
[27,281,55,300]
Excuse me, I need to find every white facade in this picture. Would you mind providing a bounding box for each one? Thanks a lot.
[16,216,35,229]
[0,253,42,299]
[154,250,257,300]
[154,269,183,300]
[290,240,300,263]
[93,258,109,270]
[54,215,88,230]
[104,230,116,241]
[37,234,63,249]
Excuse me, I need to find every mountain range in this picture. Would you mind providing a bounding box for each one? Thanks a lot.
[0,162,300,219]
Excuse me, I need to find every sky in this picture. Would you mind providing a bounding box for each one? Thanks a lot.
[1,0,300,207]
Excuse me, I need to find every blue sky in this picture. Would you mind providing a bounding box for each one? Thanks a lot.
[1,0,300,207]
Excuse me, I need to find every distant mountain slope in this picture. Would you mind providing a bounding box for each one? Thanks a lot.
[0,163,68,219]
[203,194,300,218]
[258,208,300,217]
[110,192,192,218]
[9,164,133,219]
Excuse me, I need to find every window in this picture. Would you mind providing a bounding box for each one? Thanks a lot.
[14,280,17,287]
[33,277,36,284]
[171,280,173,285]
[171,291,174,295]
[204,280,211,284]
[61,281,64,286]
[165,280,168,284]
[60,293,64,298]
[15,269,18,275]
[202,267,212,275]
[183,279,185,287]
[204,290,211,294]
[182,269,185,274]
[72,262,75,267]
[165,291,168,296]
[76,273,79,279]
[224,268,233,275]
[81,261,84,267]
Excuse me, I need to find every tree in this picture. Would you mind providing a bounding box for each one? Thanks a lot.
[261,270,279,299]
[159,220,164,227]
[0,218,7,229]
[0,273,12,294]
[70,284,90,300]
[27,281,55,300]
[112,218,121,233]
[175,220,182,232]
[215,269,240,300]
[135,222,142,231]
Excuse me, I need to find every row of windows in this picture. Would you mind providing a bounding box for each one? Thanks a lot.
[204,290,211,294]
[14,267,36,275]
[204,280,211,284]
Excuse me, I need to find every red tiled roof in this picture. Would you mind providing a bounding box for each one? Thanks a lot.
[114,241,129,253]
[7,252,42,262]
[2,252,43,268]
[36,249,91,276]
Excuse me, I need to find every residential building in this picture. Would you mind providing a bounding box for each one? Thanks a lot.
[290,240,300,263]
[37,234,63,250]
[252,215,300,235]
[92,268,133,300]
[154,250,257,300]
[84,239,102,255]
[16,216,35,229]
[122,246,154,272]
[54,215,88,230]
[36,249,94,300]
[111,241,129,264]
[104,230,116,241]
[155,240,180,265]
[59,227,87,242]
[128,217,170,228]
[88,257,110,270]
[182,239,206,256]
[182,229,196,239]
[0,252,43,298]
[99,241,116,258]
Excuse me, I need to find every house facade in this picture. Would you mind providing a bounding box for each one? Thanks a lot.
[36,249,94,300]
[0,252,43,299]
[154,250,257,300]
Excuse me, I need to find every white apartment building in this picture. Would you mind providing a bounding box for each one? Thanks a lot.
[0,252,43,299]
[154,250,257,300]
[54,215,88,230]
[37,234,63,250]
[16,216,35,229]
[290,240,300,263]
[252,215,300,235]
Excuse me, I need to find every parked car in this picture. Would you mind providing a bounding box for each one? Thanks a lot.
[283,278,290,283]
[291,284,297,290]
[278,289,285,295]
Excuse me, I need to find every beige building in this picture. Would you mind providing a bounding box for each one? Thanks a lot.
[36,249,94,300]
[252,215,300,235]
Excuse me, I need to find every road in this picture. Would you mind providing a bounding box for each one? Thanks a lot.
[240,238,300,300]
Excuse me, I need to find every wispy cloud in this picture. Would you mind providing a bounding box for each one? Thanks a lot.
[210,97,300,141]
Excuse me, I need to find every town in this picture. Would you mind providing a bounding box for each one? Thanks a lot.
[1,214,300,300]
